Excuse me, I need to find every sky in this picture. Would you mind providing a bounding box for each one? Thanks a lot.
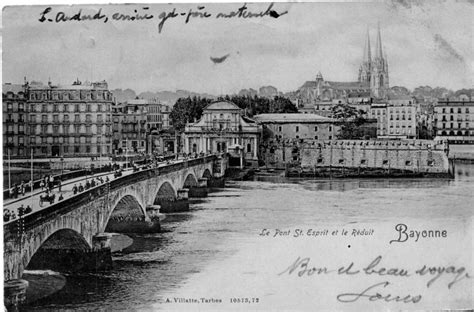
[2,1,473,95]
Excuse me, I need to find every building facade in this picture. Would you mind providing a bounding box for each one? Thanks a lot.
[183,101,261,165]
[434,100,474,143]
[368,95,417,139]
[253,113,338,141]
[26,80,113,157]
[112,99,172,155]
[3,83,28,157]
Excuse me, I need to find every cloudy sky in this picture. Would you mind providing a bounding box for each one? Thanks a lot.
[2,1,473,94]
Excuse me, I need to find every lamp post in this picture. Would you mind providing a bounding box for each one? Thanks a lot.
[8,147,11,190]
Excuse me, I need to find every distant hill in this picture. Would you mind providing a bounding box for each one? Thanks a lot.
[111,89,217,106]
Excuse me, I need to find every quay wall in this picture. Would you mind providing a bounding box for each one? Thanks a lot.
[300,140,450,174]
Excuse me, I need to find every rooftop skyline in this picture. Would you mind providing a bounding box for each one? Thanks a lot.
[2,1,473,95]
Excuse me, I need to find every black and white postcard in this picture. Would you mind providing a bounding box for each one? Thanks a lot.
[2,1,473,311]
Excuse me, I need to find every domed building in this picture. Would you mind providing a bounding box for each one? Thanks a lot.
[183,101,261,168]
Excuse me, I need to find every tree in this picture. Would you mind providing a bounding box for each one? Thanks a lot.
[170,97,212,131]
[331,104,375,139]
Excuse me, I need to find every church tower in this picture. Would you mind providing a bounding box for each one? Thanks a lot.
[358,28,372,84]
[370,23,389,98]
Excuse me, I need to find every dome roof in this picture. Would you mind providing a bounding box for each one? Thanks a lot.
[204,101,241,110]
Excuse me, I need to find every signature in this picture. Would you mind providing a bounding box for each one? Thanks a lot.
[336,281,422,303]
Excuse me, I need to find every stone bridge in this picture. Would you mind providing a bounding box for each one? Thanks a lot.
[3,155,227,307]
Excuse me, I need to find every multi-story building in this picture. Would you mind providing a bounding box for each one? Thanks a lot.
[112,99,172,155]
[27,79,113,157]
[3,83,28,157]
[434,99,474,143]
[184,101,261,166]
[253,113,338,141]
[368,95,417,139]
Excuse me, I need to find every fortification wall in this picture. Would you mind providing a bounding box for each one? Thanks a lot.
[300,140,450,173]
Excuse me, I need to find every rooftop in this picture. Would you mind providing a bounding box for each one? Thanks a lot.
[204,101,241,111]
[2,83,25,94]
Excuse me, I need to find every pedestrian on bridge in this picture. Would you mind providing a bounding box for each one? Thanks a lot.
[17,205,25,217]
[20,181,25,196]
[73,184,78,195]
[78,183,84,192]
[4,209,11,222]
[25,205,32,214]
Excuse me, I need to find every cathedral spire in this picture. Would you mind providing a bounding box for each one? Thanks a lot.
[363,27,371,63]
[375,22,383,59]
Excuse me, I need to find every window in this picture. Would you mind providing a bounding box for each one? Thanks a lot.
[64,104,68,112]
[53,125,59,133]
[86,114,92,122]
[317,158,323,163]
[278,126,282,132]
[75,146,80,153]
[30,136,35,144]
[328,136,332,140]
[75,115,80,122]
[98,104,102,112]
[86,126,91,134]
[75,104,80,112]
[296,126,299,132]
[42,104,47,112]
[64,125,69,134]
[63,146,68,154]
[30,115,36,123]
[86,104,91,112]
[53,115,59,123]
[53,104,58,112]
[314,135,318,139]
[247,143,251,153]
[314,126,318,131]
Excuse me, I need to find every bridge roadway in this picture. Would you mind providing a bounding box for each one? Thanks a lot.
[3,158,187,224]
[3,154,227,309]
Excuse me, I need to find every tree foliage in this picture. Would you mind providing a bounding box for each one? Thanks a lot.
[170,95,298,131]
[331,104,375,139]
[169,96,213,131]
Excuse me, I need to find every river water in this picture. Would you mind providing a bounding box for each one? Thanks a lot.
[25,163,474,311]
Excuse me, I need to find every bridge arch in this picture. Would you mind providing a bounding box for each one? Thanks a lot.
[25,229,91,274]
[183,173,198,188]
[202,169,212,179]
[153,181,177,205]
[105,194,147,232]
